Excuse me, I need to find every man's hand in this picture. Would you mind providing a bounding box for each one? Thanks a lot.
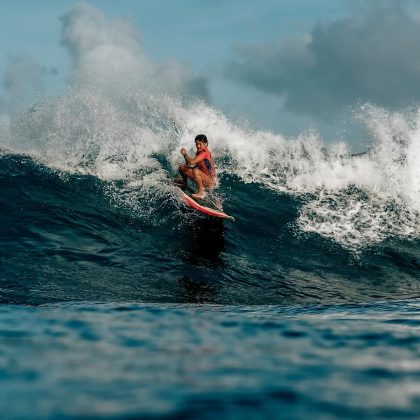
[181,148,187,156]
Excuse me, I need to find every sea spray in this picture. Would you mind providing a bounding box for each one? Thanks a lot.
[2,85,420,249]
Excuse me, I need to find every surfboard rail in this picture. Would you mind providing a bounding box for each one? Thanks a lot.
[176,186,235,221]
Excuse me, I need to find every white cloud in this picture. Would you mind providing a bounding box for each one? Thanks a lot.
[226,1,420,119]
[0,53,57,119]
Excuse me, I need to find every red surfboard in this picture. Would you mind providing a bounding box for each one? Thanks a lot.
[175,185,235,221]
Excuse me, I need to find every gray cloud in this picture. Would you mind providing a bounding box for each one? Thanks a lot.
[60,2,209,101]
[0,54,53,140]
[3,55,43,98]
[226,1,420,118]
[0,54,57,116]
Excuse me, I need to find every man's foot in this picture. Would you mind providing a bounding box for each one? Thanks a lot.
[192,191,206,200]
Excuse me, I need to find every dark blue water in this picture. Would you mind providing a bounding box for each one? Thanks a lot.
[1,153,420,418]
[2,301,420,419]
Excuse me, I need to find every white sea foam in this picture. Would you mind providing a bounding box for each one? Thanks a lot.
[177,102,420,247]
[1,87,420,248]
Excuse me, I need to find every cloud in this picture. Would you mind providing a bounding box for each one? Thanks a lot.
[60,2,209,101]
[3,55,43,97]
[2,55,58,96]
[0,54,57,116]
[226,1,420,118]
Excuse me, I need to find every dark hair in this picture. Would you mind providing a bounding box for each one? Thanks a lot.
[195,134,208,144]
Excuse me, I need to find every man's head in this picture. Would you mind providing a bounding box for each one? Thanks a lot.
[195,134,208,146]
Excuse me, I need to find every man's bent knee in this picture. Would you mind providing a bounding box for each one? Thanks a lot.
[192,168,201,180]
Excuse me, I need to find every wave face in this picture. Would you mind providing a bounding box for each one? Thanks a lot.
[1,91,420,306]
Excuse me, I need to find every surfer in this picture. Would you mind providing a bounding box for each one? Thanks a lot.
[176,134,216,199]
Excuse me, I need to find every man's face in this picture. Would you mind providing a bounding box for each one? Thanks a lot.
[195,140,205,151]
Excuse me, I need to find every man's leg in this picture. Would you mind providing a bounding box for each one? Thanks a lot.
[178,164,193,186]
[192,169,214,199]
[193,168,204,196]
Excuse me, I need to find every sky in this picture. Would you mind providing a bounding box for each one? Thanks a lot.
[1,0,420,146]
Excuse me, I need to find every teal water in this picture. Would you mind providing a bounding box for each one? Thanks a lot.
[1,301,420,418]
[1,152,420,418]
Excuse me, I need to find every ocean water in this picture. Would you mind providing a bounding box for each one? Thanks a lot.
[1,88,420,418]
